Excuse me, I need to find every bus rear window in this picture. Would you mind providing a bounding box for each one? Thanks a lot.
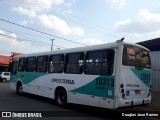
[122,45,151,69]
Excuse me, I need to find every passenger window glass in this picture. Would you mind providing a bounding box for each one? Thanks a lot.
[85,49,114,75]
[37,56,48,72]
[18,58,26,72]
[25,57,36,72]
[49,55,64,73]
[65,53,84,74]
[11,60,18,74]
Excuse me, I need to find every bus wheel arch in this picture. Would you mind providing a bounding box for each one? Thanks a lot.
[55,86,67,107]
[16,81,23,95]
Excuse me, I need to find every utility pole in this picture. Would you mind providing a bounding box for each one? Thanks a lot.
[50,39,55,51]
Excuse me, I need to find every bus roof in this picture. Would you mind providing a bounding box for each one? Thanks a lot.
[13,41,149,59]
[14,42,118,58]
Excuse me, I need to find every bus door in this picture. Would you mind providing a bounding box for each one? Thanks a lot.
[10,60,18,89]
[25,57,39,94]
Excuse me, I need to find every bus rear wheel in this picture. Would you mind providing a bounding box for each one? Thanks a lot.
[16,82,23,95]
[55,88,67,107]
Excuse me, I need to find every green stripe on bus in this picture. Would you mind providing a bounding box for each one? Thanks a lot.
[71,76,114,99]
[10,72,47,84]
[131,68,151,87]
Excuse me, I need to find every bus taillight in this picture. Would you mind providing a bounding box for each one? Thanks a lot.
[120,84,125,99]
[148,87,151,97]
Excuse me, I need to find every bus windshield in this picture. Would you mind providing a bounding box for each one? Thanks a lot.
[122,44,151,69]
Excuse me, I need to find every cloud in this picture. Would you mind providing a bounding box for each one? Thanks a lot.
[24,0,53,11]
[65,0,75,7]
[53,0,64,5]
[0,30,17,45]
[82,38,104,45]
[53,0,76,6]
[36,14,84,36]
[56,8,72,15]
[0,29,31,47]
[66,10,72,14]
[13,0,66,13]
[107,0,127,8]
[12,0,82,36]
[0,30,5,35]
[0,30,6,40]
[13,6,36,17]
[19,20,28,26]
[8,33,19,46]
[13,0,75,16]
[115,9,160,34]
[11,0,83,37]
[12,0,53,17]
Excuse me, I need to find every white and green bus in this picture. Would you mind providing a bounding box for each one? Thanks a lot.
[10,40,151,109]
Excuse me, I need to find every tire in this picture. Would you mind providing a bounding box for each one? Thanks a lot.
[55,88,67,107]
[3,78,6,83]
[16,82,23,95]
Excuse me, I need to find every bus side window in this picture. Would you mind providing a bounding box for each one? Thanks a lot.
[65,52,84,74]
[11,60,18,75]
[36,56,48,72]
[18,58,26,72]
[85,49,114,75]
[102,50,114,75]
[49,54,64,73]
[85,51,103,75]
[25,57,36,72]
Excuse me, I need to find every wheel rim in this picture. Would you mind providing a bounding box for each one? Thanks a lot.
[19,85,23,93]
[58,93,65,105]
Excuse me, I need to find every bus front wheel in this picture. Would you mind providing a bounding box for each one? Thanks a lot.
[55,88,67,107]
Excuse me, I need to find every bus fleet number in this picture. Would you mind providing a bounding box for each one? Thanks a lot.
[96,78,114,87]
[140,73,150,83]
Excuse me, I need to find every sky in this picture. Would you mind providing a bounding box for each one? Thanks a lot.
[0,0,160,54]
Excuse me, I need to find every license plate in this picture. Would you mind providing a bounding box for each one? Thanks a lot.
[135,90,141,94]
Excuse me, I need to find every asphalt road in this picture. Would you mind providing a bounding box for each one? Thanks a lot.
[0,82,159,120]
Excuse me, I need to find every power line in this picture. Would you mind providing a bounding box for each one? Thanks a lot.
[0,27,56,44]
[22,0,136,40]
[0,32,65,49]
[18,0,120,38]
[0,28,64,48]
[0,19,86,46]
[0,28,67,50]
[1,27,70,50]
